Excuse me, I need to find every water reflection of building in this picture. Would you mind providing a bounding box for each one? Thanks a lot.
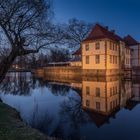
[82,77,133,127]
[120,80,132,108]
[132,83,140,102]
[131,79,140,104]
[38,74,140,128]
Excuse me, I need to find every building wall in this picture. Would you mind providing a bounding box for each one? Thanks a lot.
[82,39,120,70]
[82,80,120,115]
[106,40,120,69]
[82,40,106,69]
[82,39,132,71]
[130,45,140,67]
[124,47,131,68]
[120,81,132,107]
[70,61,82,67]
[82,78,133,115]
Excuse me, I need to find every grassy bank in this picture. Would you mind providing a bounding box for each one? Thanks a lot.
[0,102,51,140]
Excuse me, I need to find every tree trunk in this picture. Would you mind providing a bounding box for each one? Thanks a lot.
[0,50,17,83]
[0,47,39,83]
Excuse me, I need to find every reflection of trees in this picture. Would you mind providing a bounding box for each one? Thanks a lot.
[29,99,53,135]
[47,83,71,96]
[0,73,73,97]
[0,72,46,96]
[54,95,90,139]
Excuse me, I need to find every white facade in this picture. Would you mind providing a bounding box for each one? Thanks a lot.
[82,39,131,71]
[129,45,140,67]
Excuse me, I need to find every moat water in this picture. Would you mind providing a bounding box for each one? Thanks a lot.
[0,72,140,140]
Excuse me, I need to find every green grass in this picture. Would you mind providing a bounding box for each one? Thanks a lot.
[0,102,49,140]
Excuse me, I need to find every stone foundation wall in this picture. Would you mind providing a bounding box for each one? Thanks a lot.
[44,66,82,76]
[82,69,106,76]
[34,68,45,77]
[106,69,120,76]
[35,67,121,78]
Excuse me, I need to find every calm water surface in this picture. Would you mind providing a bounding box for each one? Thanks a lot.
[0,72,140,140]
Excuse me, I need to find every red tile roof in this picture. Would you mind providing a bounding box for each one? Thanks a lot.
[73,24,139,55]
[83,24,123,42]
[72,47,81,55]
[124,35,139,46]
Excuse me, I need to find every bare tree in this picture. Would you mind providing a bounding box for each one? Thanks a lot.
[0,0,64,81]
[65,18,93,49]
[49,46,70,62]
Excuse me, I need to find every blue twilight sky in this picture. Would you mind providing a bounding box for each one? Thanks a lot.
[53,0,140,41]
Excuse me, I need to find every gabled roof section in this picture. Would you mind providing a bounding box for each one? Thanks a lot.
[83,24,123,42]
[72,47,81,55]
[84,107,120,128]
[124,35,139,46]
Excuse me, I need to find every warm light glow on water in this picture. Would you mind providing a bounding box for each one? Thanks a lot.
[0,72,140,140]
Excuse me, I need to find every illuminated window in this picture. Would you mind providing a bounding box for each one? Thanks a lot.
[86,86,90,95]
[113,43,115,50]
[96,87,100,97]
[96,102,100,110]
[116,86,117,94]
[126,49,128,54]
[113,87,115,95]
[95,42,100,50]
[110,55,112,63]
[105,41,107,47]
[110,87,112,96]
[113,56,115,64]
[85,44,89,51]
[116,56,117,64]
[127,49,130,54]
[86,100,90,107]
[116,44,118,51]
[128,58,129,64]
[110,101,113,110]
[86,56,89,64]
[95,55,100,64]
[110,42,112,50]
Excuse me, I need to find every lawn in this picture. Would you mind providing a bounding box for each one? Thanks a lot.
[0,102,50,140]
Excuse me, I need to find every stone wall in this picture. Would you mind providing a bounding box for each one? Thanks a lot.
[35,67,121,78]
[44,66,82,76]
[34,68,45,77]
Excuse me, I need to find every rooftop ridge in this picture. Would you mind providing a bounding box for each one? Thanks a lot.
[124,35,140,46]
[83,23,123,42]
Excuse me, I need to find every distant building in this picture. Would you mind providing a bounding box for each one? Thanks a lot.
[81,77,133,127]
[73,24,140,74]
[124,35,140,68]
[72,24,133,75]
[82,78,120,116]
[71,47,82,67]
[44,24,140,76]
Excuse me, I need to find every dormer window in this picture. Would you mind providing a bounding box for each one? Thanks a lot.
[95,42,100,50]
[85,44,89,51]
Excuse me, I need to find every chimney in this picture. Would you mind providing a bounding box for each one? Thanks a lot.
[105,26,109,30]
[111,30,115,34]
